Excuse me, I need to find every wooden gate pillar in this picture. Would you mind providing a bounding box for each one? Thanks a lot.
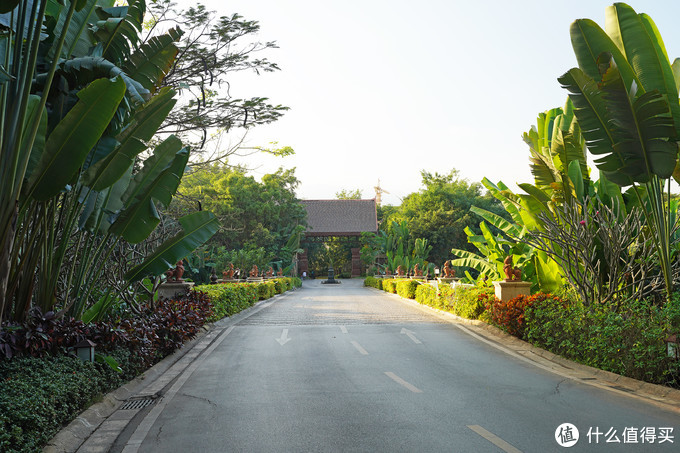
[351,247,361,277]
[299,249,309,276]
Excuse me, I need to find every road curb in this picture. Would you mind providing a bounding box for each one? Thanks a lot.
[378,286,680,412]
[43,291,293,453]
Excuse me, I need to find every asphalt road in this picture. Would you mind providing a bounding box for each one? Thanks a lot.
[112,279,680,452]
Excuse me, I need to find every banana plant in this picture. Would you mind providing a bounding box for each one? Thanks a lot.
[451,206,535,290]
[559,3,680,300]
[523,101,589,205]
[0,0,214,321]
[1,0,98,319]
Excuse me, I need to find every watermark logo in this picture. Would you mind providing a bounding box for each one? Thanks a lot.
[556,423,580,447]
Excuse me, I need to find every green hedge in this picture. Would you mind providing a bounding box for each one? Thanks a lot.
[524,296,680,385]
[382,279,397,293]
[256,281,274,300]
[414,283,437,307]
[194,284,259,321]
[396,280,419,299]
[451,286,493,320]
[196,278,298,322]
[413,283,492,320]
[364,276,382,290]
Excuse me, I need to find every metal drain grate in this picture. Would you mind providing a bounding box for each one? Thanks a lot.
[120,398,156,410]
[609,385,633,393]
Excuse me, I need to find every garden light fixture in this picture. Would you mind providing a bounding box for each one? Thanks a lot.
[666,334,679,360]
[73,339,96,362]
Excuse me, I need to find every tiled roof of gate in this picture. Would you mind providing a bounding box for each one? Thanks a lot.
[301,199,378,235]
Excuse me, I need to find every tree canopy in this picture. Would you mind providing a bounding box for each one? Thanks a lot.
[145,1,289,162]
[383,169,507,265]
[336,189,363,199]
[168,165,306,259]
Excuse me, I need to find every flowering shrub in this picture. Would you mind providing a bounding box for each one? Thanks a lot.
[382,279,397,293]
[415,284,437,307]
[485,293,561,338]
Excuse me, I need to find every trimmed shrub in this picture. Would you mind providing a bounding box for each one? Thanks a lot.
[364,276,383,290]
[485,293,532,338]
[396,280,419,299]
[272,279,283,294]
[413,283,492,319]
[452,286,494,320]
[415,284,437,307]
[486,292,572,339]
[382,279,397,294]
[194,284,259,321]
[257,281,276,300]
[524,296,680,385]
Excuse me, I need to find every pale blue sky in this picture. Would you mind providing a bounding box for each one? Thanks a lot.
[185,1,680,205]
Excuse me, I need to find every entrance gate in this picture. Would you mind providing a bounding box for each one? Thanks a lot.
[299,199,378,277]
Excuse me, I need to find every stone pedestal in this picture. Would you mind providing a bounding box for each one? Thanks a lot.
[247,277,264,283]
[438,277,460,285]
[158,281,194,300]
[493,280,532,302]
[322,266,340,284]
[217,279,240,284]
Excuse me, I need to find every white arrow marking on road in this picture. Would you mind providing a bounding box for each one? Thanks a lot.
[276,328,291,346]
[340,326,348,334]
[400,328,421,344]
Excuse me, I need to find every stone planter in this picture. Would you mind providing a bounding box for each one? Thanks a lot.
[158,281,194,300]
[493,280,531,302]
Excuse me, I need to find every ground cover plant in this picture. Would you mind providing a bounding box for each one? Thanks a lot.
[0,278,298,452]
[0,355,126,453]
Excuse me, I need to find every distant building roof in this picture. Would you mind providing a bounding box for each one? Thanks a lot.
[301,199,378,236]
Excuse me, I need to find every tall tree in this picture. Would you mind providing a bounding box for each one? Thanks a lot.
[385,169,506,265]
[336,189,362,199]
[144,1,289,162]
[168,165,306,258]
